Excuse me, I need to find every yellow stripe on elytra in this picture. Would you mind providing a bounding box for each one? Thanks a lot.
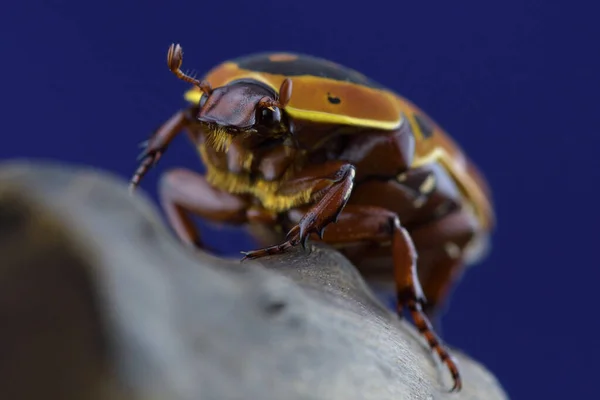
[283,107,401,130]
[184,88,402,130]
[412,147,492,230]
[198,145,312,212]
[405,114,426,141]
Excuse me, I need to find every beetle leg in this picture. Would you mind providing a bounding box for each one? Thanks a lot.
[129,108,196,192]
[286,204,462,392]
[158,168,249,249]
[241,162,355,259]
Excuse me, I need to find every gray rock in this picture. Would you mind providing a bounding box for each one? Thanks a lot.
[0,160,508,400]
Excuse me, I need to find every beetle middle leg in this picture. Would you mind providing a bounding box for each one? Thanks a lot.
[287,204,462,392]
[158,167,250,249]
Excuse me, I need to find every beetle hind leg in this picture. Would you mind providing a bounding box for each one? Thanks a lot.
[387,216,462,393]
[285,204,462,392]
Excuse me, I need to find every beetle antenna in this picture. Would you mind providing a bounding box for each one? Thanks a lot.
[278,78,292,108]
[167,43,213,95]
[258,97,282,109]
[257,78,293,110]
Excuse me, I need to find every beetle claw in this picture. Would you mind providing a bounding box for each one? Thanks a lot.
[136,150,148,162]
[240,251,252,262]
[317,227,325,239]
[300,233,310,250]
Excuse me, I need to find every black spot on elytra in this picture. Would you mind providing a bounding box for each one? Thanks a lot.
[327,93,341,104]
[413,113,434,139]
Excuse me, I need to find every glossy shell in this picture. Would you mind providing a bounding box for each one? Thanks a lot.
[183,52,495,231]
[184,52,404,130]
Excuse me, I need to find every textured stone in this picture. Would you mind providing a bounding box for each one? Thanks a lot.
[0,160,508,400]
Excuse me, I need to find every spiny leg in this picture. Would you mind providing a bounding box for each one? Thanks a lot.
[129,109,195,191]
[288,204,462,392]
[130,41,214,192]
[158,168,249,249]
[241,162,355,259]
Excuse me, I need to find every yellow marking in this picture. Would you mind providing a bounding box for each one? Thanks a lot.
[412,147,490,229]
[396,172,407,182]
[278,107,401,130]
[419,174,436,194]
[406,113,427,141]
[204,127,233,152]
[198,145,312,212]
[444,242,461,259]
[185,82,403,131]
[202,126,253,167]
[186,88,401,130]
[241,152,254,170]
[185,90,201,104]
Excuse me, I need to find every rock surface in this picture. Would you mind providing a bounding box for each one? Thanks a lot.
[0,159,508,400]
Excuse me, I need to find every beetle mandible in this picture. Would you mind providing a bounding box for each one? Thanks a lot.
[130,43,496,393]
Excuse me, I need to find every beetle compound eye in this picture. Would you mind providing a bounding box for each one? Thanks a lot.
[258,107,281,125]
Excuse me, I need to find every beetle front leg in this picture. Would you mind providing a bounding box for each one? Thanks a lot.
[289,204,462,392]
[159,167,250,249]
[129,108,196,191]
[241,162,356,259]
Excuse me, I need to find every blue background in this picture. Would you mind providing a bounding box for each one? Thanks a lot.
[2,1,598,398]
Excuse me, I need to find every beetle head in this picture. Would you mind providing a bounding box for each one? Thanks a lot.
[196,78,292,134]
[167,43,293,150]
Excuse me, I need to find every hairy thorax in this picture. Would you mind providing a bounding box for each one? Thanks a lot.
[188,124,310,212]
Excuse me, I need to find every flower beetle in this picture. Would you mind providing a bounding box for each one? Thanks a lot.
[130,43,495,392]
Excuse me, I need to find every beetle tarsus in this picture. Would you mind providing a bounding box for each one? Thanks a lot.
[240,240,295,261]
[129,155,156,192]
[407,300,462,393]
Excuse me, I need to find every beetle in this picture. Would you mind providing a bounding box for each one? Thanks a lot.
[129,43,495,392]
